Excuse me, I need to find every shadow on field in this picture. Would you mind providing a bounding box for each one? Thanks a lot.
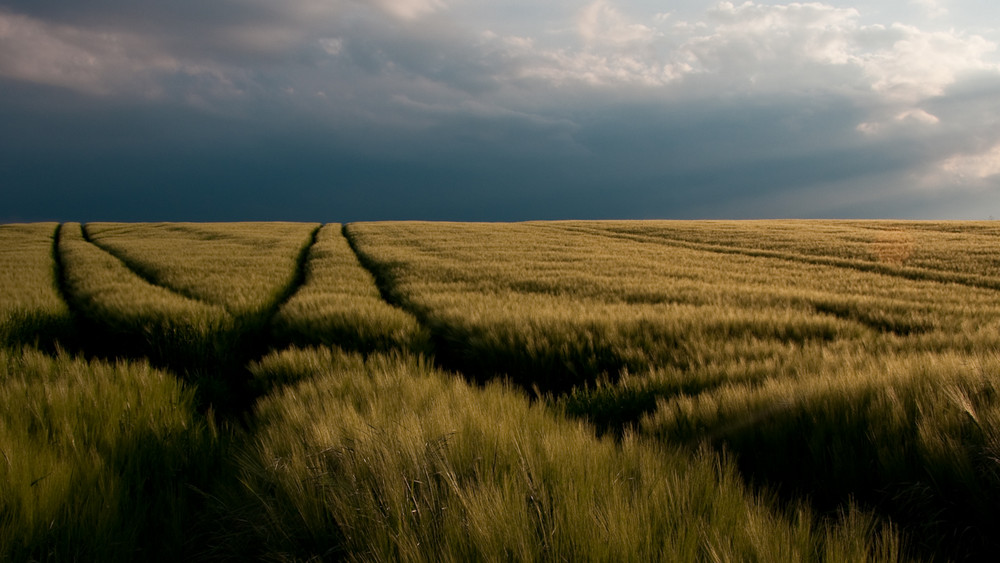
[0,309,77,355]
[650,367,1000,563]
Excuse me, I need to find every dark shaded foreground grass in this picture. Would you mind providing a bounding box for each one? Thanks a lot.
[643,351,1000,562]
[0,348,221,561]
[215,346,902,562]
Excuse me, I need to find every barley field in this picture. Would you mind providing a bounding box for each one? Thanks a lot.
[2,219,998,561]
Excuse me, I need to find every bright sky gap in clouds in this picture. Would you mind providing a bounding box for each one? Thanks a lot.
[1,0,999,221]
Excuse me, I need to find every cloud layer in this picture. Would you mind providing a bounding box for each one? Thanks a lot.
[2,0,999,221]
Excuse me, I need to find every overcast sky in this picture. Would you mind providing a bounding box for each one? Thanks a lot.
[2,0,999,221]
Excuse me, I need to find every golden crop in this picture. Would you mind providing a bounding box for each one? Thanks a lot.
[5,219,1000,561]
[85,222,319,317]
[271,223,427,353]
[0,223,71,344]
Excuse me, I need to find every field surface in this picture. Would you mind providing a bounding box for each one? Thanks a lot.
[2,220,999,561]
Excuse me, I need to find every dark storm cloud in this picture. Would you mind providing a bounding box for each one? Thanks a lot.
[0,81,932,222]
[1,1,999,221]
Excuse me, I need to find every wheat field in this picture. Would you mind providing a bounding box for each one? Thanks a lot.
[2,219,998,561]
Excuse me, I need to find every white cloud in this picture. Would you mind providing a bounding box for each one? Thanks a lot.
[501,43,688,87]
[0,9,248,99]
[897,108,940,124]
[475,1,995,101]
[577,0,657,46]
[856,108,939,135]
[5,1,996,113]
[678,2,998,102]
[0,10,132,94]
[678,2,862,80]
[939,144,1000,181]
[859,24,997,102]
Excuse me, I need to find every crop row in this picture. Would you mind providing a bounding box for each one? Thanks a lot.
[270,224,428,356]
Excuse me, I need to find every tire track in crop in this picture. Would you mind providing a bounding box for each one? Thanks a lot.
[341,224,639,411]
[340,223,424,323]
[59,223,324,418]
[341,223,489,383]
[51,223,139,366]
[340,225,755,438]
[539,222,1000,293]
[55,222,228,370]
[197,223,319,416]
[46,222,83,350]
[81,223,214,306]
[261,224,321,325]
[52,223,132,359]
[51,223,72,315]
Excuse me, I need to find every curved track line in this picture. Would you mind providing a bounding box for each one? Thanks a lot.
[261,224,322,324]
[340,223,417,315]
[536,223,1000,293]
[81,223,213,306]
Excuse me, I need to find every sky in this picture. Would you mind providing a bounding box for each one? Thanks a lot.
[2,0,1000,222]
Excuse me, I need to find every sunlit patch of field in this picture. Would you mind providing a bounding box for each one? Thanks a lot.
[346,221,1000,390]
[580,219,1000,272]
[560,220,1000,288]
[85,222,319,318]
[270,223,428,356]
[4,219,1000,561]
